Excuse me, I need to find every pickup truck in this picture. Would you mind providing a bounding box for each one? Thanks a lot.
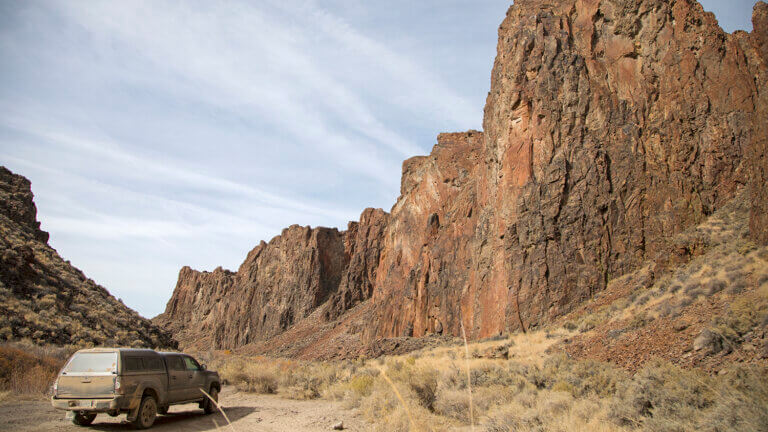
[51,348,221,429]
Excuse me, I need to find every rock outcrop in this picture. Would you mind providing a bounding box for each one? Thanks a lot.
[160,0,767,351]
[155,210,389,349]
[324,208,389,321]
[366,131,485,339]
[0,166,176,348]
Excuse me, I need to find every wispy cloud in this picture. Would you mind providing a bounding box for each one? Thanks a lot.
[0,0,510,316]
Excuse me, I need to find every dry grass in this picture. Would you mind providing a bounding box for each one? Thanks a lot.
[211,326,768,432]
[712,284,768,344]
[0,341,70,398]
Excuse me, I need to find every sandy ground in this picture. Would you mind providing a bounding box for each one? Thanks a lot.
[0,387,367,431]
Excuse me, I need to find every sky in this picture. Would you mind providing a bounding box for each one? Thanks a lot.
[0,0,758,318]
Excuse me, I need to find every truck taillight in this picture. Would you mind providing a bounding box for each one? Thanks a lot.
[52,379,58,396]
[114,377,122,394]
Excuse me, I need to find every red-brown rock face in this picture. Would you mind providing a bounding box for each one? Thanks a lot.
[157,225,345,348]
[370,0,765,339]
[366,131,484,339]
[156,210,390,349]
[324,208,389,321]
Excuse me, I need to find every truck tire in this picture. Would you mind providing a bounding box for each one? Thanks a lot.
[72,412,96,426]
[203,386,218,415]
[131,395,157,429]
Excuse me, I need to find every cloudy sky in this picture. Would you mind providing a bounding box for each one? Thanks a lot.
[0,0,758,318]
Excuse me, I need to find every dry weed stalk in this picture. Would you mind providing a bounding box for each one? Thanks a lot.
[377,367,419,431]
[460,317,475,432]
[200,388,237,432]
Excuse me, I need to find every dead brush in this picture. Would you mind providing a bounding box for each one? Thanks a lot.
[0,342,68,397]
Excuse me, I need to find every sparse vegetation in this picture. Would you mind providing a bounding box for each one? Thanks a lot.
[712,285,768,345]
[207,327,768,432]
[0,341,70,398]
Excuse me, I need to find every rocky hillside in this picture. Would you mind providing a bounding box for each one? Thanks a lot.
[0,166,176,349]
[159,0,768,353]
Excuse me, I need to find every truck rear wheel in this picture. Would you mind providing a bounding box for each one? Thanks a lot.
[72,412,96,426]
[131,395,157,429]
[203,387,218,414]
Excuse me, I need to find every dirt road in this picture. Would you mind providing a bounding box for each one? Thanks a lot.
[0,387,366,431]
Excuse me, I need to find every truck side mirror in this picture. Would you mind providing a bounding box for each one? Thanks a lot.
[201,364,207,370]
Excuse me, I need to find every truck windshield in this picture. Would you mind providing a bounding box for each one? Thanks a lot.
[63,352,118,374]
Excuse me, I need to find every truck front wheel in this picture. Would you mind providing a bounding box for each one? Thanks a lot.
[132,395,157,429]
[72,412,96,426]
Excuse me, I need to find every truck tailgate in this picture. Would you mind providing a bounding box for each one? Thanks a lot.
[57,375,115,398]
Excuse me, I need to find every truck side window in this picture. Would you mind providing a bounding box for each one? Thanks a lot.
[125,357,143,372]
[145,358,164,371]
[183,356,201,371]
[168,356,185,371]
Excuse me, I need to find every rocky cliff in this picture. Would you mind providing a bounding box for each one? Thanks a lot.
[155,210,389,349]
[0,166,176,348]
[372,0,765,339]
[160,0,768,351]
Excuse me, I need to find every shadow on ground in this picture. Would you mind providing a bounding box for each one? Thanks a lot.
[87,407,256,431]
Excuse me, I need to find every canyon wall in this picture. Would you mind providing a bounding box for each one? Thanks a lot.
[372,0,762,339]
[160,0,767,350]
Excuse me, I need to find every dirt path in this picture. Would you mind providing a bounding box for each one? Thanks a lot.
[0,387,367,431]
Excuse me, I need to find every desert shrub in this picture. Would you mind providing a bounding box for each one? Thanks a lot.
[610,360,768,432]
[280,362,342,400]
[627,312,650,330]
[217,358,279,393]
[433,384,509,423]
[634,293,652,306]
[656,299,677,318]
[705,279,727,296]
[699,366,768,432]
[235,369,278,394]
[536,354,626,398]
[712,287,768,343]
[326,373,375,406]
[408,367,438,410]
[0,342,70,396]
[578,313,606,333]
[726,279,748,295]
[677,296,694,309]
[347,374,375,397]
[483,390,578,432]
[434,388,471,422]
[609,360,713,429]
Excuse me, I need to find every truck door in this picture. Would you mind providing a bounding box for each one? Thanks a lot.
[165,355,191,401]
[182,356,207,400]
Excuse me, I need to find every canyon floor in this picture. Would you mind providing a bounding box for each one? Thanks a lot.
[0,387,366,432]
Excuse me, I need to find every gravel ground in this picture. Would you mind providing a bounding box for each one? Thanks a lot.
[0,387,365,431]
